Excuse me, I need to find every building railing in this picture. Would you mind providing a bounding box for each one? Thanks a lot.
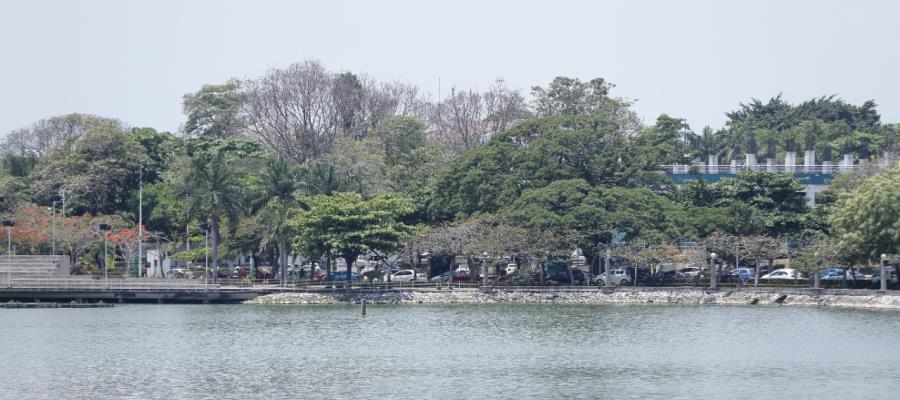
[660,164,862,174]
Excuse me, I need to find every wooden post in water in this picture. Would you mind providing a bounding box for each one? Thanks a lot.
[361,299,367,316]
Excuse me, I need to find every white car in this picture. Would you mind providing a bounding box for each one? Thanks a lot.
[390,269,420,282]
[680,266,702,278]
[761,268,804,280]
[505,264,518,275]
[597,269,632,286]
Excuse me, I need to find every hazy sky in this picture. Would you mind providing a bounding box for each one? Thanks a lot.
[1,0,898,136]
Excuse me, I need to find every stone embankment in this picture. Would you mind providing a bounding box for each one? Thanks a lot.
[246,288,900,310]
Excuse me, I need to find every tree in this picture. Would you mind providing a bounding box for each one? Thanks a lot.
[1,113,125,157]
[180,150,246,282]
[829,168,900,262]
[429,79,528,152]
[242,60,337,164]
[292,193,414,285]
[259,157,299,282]
[30,128,152,215]
[531,76,640,134]
[182,80,246,139]
[429,115,642,219]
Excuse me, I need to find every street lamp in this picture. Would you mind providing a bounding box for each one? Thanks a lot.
[881,254,888,291]
[98,223,111,288]
[482,251,489,290]
[48,201,56,255]
[709,252,717,288]
[814,252,820,289]
[199,222,210,284]
[3,218,15,288]
[605,247,612,288]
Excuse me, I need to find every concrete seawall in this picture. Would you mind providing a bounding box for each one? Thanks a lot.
[246,287,900,310]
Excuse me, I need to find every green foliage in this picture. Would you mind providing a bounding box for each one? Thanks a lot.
[292,192,414,267]
[30,128,152,215]
[829,168,900,261]
[503,179,684,248]
[182,80,245,139]
[429,115,642,219]
[676,172,808,237]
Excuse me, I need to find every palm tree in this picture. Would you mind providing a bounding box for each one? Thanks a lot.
[181,151,244,283]
[261,157,298,284]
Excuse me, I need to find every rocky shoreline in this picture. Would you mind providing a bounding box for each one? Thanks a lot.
[245,288,900,310]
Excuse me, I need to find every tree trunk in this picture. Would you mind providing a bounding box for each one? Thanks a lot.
[278,235,287,286]
[754,256,760,287]
[211,217,220,284]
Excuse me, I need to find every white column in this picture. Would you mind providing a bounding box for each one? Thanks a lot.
[821,161,832,173]
[784,151,796,172]
[745,153,757,170]
[804,150,815,172]
[841,154,853,171]
[766,158,775,172]
[707,154,718,174]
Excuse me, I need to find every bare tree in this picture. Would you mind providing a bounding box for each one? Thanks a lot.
[428,79,529,152]
[2,113,125,157]
[241,60,337,164]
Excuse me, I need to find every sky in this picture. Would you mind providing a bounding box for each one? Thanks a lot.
[1,0,898,137]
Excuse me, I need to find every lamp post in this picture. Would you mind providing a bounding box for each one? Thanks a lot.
[482,252,489,290]
[50,201,56,255]
[709,252,717,288]
[813,252,820,289]
[3,218,15,288]
[98,223,111,288]
[881,253,888,291]
[605,247,612,288]
[199,222,209,285]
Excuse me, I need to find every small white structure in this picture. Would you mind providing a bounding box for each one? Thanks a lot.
[146,248,172,278]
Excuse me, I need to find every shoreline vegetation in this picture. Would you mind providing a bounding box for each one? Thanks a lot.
[1,60,897,289]
[246,287,900,310]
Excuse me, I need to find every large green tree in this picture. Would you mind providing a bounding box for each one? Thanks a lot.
[180,150,246,281]
[429,115,642,219]
[293,193,413,285]
[182,80,246,139]
[829,168,900,261]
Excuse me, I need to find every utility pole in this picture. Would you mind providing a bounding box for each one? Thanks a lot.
[138,166,143,278]
[3,218,14,288]
[99,223,111,288]
[51,201,56,255]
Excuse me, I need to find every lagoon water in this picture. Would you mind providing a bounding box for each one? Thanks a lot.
[1,304,899,400]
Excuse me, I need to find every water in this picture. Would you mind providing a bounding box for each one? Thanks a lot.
[1,304,899,400]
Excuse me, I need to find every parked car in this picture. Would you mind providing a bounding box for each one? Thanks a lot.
[645,269,685,285]
[450,270,479,282]
[760,268,803,280]
[680,266,702,278]
[542,265,587,285]
[430,271,450,283]
[390,269,420,282]
[730,268,755,282]
[505,264,518,275]
[819,268,845,281]
[325,271,360,282]
[870,268,899,288]
[597,269,632,286]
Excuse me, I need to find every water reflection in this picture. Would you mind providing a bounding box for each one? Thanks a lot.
[1,304,898,399]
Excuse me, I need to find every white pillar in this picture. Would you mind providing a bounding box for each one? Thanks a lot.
[821,161,832,174]
[708,154,718,174]
[784,151,796,172]
[804,150,815,172]
[745,153,757,170]
[766,158,775,172]
[730,159,737,173]
[841,154,853,171]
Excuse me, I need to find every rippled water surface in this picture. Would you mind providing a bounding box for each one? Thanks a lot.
[2,304,899,399]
